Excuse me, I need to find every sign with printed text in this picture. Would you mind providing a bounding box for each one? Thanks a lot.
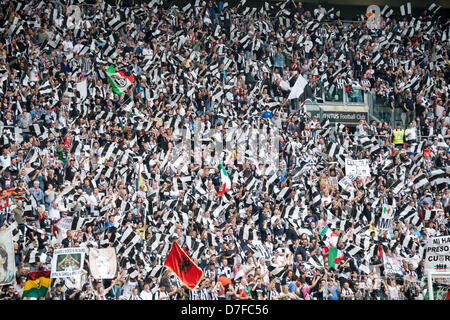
[345,159,371,177]
[378,205,394,231]
[322,111,368,123]
[425,236,450,274]
[51,247,86,278]
[383,251,404,276]
[339,174,356,190]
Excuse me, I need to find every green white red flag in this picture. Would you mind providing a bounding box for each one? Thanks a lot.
[218,163,231,196]
[328,247,344,268]
[105,64,134,95]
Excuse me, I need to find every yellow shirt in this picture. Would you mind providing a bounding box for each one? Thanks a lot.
[135,227,145,240]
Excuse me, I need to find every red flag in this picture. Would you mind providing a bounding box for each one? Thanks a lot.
[164,240,203,290]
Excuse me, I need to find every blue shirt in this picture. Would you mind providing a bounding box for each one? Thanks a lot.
[274,53,285,68]
[261,111,273,119]
[29,187,44,204]
[277,175,286,187]
[288,282,297,294]
[328,285,339,300]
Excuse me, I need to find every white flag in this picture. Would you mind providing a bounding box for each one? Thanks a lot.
[76,79,88,101]
[288,74,308,100]
[89,247,117,280]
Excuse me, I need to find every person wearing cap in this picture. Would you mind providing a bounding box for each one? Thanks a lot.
[48,282,65,300]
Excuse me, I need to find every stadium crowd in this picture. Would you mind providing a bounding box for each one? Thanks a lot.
[0,0,449,300]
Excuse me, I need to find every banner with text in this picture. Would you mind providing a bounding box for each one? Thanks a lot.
[345,158,371,177]
[383,251,404,276]
[339,174,356,190]
[51,247,86,278]
[425,236,450,274]
[378,205,394,231]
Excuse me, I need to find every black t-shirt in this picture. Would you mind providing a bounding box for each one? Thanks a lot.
[65,165,77,182]
[39,216,52,233]
[61,237,72,248]
[23,208,36,221]
[65,288,80,300]
[251,285,267,300]
[405,97,415,111]
[45,175,59,189]
[221,249,234,266]
[415,101,426,116]
[37,234,49,250]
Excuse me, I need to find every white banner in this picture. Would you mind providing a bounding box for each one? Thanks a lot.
[345,158,371,177]
[0,228,16,285]
[383,251,404,276]
[51,247,86,278]
[339,174,356,190]
[425,236,450,274]
[378,205,394,231]
[89,247,117,280]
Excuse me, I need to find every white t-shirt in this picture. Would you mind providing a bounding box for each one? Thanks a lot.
[435,104,444,120]
[88,194,99,207]
[153,289,169,300]
[140,290,153,300]
[62,39,74,52]
[121,280,138,298]
[404,127,417,141]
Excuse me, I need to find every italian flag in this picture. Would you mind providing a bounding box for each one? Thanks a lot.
[328,247,344,268]
[218,163,231,196]
[320,226,339,248]
[322,228,343,268]
[105,64,134,95]
[319,225,332,238]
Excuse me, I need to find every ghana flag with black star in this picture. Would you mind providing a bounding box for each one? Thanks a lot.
[164,240,203,290]
[23,270,51,299]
